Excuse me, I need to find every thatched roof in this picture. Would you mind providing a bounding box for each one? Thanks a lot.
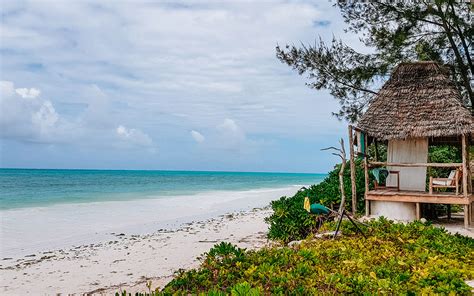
[357,61,474,140]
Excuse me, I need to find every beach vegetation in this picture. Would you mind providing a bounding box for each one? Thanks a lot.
[150,218,473,295]
[118,144,472,295]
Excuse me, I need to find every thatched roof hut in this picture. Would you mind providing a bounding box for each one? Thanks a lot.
[350,62,473,228]
[357,61,474,140]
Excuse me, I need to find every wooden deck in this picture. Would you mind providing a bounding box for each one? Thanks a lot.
[366,189,474,205]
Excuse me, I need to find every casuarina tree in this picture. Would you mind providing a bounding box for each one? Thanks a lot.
[276,0,473,122]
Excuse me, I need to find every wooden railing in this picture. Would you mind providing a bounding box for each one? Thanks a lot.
[369,162,462,168]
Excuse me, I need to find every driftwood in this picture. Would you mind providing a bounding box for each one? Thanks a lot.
[317,139,369,239]
[322,138,346,214]
[348,125,357,215]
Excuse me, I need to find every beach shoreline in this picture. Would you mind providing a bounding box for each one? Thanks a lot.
[0,186,302,258]
[0,202,280,295]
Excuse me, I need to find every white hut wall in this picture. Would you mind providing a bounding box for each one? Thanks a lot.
[386,138,429,191]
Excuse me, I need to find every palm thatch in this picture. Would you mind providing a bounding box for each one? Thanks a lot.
[357,61,473,140]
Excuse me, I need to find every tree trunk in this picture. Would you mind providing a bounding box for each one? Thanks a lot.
[437,3,474,108]
[449,2,474,76]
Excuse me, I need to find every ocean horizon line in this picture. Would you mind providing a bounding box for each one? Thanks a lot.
[0,167,327,175]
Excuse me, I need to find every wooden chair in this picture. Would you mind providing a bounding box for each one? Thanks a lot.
[372,169,400,191]
[429,169,461,195]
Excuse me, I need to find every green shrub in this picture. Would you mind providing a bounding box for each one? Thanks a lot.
[265,159,369,243]
[159,218,474,295]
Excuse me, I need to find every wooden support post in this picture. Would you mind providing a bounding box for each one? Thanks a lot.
[415,203,421,220]
[467,137,472,194]
[429,177,433,195]
[462,134,469,228]
[471,202,474,223]
[462,134,468,197]
[365,198,369,218]
[374,140,379,161]
[348,125,357,215]
[465,205,470,228]
[468,137,472,226]
[364,133,370,217]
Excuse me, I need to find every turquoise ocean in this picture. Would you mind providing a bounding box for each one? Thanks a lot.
[0,169,325,210]
[1,169,325,256]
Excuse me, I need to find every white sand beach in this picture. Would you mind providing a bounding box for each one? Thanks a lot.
[0,187,298,295]
[1,208,272,295]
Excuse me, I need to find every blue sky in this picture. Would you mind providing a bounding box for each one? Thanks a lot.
[0,0,362,173]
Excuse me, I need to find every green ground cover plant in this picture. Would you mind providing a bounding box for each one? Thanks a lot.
[118,218,473,295]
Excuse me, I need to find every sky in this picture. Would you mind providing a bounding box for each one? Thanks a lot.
[0,0,363,173]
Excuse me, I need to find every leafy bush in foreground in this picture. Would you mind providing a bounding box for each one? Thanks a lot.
[265,159,368,243]
[151,219,473,295]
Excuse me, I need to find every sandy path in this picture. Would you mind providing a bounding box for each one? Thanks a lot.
[0,208,273,295]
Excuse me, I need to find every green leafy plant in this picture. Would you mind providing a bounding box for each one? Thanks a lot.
[230,282,261,296]
[159,218,474,295]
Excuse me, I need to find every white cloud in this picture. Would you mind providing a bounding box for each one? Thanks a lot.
[216,118,248,150]
[0,81,15,97]
[190,130,205,143]
[217,118,246,142]
[31,100,59,134]
[0,80,61,142]
[217,118,239,133]
[116,125,154,148]
[0,81,157,153]
[15,87,41,99]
